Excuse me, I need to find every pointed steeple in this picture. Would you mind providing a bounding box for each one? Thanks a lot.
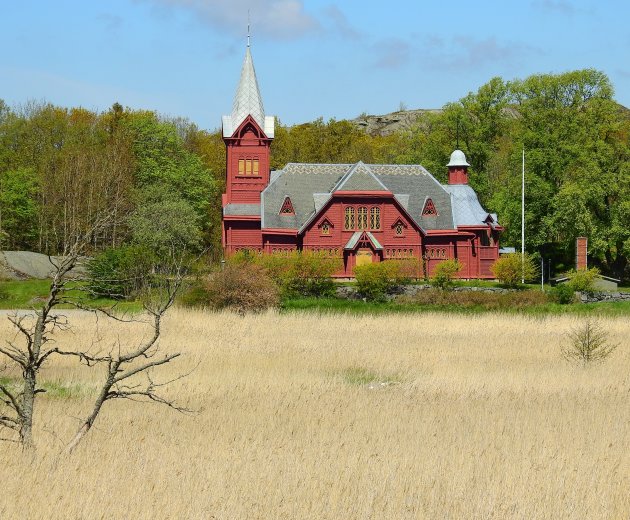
[222,42,274,138]
[232,46,265,130]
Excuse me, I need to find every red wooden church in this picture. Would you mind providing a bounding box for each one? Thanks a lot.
[221,44,503,278]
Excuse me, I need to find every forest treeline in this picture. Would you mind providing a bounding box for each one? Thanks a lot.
[1,69,629,278]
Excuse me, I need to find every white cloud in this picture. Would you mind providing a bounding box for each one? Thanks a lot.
[140,0,319,40]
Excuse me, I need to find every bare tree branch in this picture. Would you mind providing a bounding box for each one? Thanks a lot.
[0,385,22,417]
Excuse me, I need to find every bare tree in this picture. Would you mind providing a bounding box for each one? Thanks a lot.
[66,273,188,453]
[0,230,188,451]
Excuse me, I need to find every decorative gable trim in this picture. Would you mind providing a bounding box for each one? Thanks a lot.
[279,196,295,215]
[422,198,438,217]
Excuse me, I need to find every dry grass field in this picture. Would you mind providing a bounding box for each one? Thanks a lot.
[0,308,629,519]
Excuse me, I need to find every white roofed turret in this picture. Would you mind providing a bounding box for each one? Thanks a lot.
[222,43,275,138]
[446,149,470,167]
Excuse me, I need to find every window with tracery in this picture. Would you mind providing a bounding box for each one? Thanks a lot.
[320,221,331,235]
[370,207,380,230]
[279,197,295,215]
[344,207,355,230]
[357,206,368,230]
[395,221,404,236]
[422,198,438,216]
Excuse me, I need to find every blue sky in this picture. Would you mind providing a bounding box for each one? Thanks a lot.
[2,1,629,130]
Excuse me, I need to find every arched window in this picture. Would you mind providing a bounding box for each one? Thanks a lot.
[344,207,355,230]
[357,207,368,230]
[370,207,380,230]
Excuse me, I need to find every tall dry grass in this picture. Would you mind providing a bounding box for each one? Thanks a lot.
[0,309,629,519]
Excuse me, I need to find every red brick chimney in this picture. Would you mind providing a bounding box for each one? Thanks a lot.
[576,237,588,270]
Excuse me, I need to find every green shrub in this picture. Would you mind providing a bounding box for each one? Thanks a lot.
[259,251,341,297]
[431,259,462,289]
[87,245,155,299]
[203,262,279,314]
[550,283,576,304]
[401,287,550,309]
[567,267,600,293]
[355,260,415,301]
[491,253,539,288]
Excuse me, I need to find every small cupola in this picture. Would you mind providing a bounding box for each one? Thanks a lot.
[447,149,470,185]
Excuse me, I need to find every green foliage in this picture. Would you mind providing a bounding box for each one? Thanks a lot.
[128,186,202,257]
[0,167,38,249]
[87,245,155,299]
[550,283,577,304]
[431,259,463,289]
[566,267,600,293]
[203,262,279,314]
[491,253,539,288]
[340,367,400,386]
[562,319,618,365]
[258,251,341,297]
[403,287,551,309]
[354,260,415,301]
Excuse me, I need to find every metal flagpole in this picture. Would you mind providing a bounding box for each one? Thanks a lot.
[521,147,525,284]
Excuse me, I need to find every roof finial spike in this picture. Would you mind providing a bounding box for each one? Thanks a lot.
[456,115,460,150]
[247,10,251,48]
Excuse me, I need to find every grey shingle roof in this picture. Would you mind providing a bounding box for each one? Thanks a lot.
[260,162,494,232]
[222,47,275,138]
[223,203,261,217]
[443,185,496,227]
[344,232,383,250]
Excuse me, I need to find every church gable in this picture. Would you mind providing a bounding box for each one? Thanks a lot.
[335,162,390,193]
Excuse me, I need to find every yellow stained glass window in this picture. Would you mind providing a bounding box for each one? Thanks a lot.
[370,207,380,230]
[344,207,355,230]
[238,159,245,175]
[358,207,368,230]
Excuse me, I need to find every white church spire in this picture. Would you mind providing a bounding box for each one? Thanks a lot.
[222,35,275,138]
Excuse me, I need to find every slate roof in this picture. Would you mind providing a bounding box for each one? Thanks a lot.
[223,203,261,217]
[260,162,497,233]
[344,232,383,250]
[443,185,494,227]
[222,46,275,138]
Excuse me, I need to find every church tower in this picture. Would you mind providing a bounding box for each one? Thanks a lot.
[222,41,275,206]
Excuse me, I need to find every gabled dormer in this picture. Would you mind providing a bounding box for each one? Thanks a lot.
[223,43,275,206]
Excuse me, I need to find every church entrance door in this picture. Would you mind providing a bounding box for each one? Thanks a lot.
[355,249,373,267]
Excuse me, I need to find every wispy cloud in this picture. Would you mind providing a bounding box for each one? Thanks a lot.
[321,5,363,41]
[420,35,543,71]
[530,0,595,17]
[372,38,410,69]
[139,0,319,40]
[97,13,123,32]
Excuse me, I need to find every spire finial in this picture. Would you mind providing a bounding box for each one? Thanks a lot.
[247,10,251,47]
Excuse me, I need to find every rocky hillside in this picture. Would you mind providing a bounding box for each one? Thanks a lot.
[350,109,441,137]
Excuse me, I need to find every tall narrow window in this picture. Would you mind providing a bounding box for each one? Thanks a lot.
[344,207,355,230]
[279,197,295,215]
[253,158,259,175]
[357,206,368,230]
[245,159,252,175]
[370,207,381,230]
[395,221,404,236]
[422,198,438,216]
[238,159,245,175]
